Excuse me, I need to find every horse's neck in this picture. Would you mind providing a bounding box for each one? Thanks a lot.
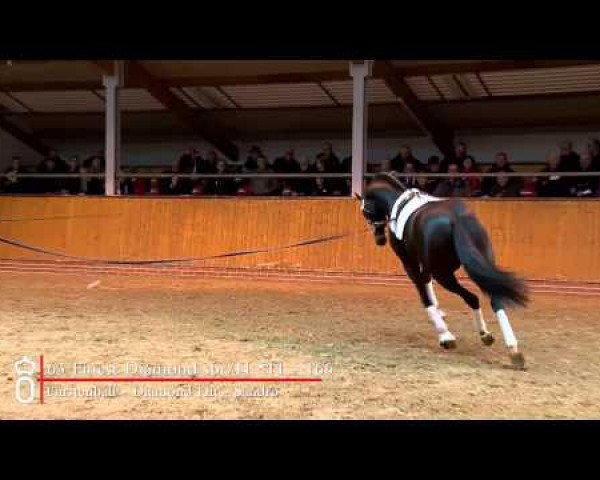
[373,189,401,214]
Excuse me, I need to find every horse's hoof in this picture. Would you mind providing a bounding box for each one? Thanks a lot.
[480,332,495,346]
[440,339,457,350]
[510,352,526,370]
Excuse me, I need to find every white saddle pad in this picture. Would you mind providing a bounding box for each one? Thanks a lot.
[389,189,443,240]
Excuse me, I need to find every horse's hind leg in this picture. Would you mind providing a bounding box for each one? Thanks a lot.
[422,272,447,319]
[404,262,456,349]
[433,272,495,347]
[491,297,525,369]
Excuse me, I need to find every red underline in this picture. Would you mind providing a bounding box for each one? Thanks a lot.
[42,377,322,383]
[40,355,44,405]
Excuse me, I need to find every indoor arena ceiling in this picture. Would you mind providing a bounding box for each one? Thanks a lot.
[1,60,600,158]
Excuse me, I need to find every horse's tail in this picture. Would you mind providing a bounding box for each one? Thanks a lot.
[452,209,529,307]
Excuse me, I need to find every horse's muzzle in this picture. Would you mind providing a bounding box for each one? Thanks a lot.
[372,225,387,247]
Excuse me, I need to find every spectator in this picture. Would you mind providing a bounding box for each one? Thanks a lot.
[379,158,393,173]
[236,179,254,196]
[433,163,466,197]
[416,175,433,194]
[317,142,340,172]
[250,155,277,196]
[482,152,515,195]
[391,145,422,172]
[586,139,600,171]
[148,178,161,195]
[37,150,66,193]
[538,153,569,197]
[313,157,337,196]
[462,156,482,197]
[488,174,520,197]
[424,155,442,193]
[2,156,26,193]
[519,177,538,197]
[558,140,581,172]
[293,156,316,196]
[273,148,300,173]
[403,162,418,189]
[244,145,262,172]
[442,141,474,171]
[205,159,235,196]
[205,150,219,173]
[61,155,83,195]
[81,155,104,195]
[570,153,599,197]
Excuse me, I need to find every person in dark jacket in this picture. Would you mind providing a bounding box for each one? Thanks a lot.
[482,152,516,195]
[391,145,422,173]
[205,159,236,196]
[62,155,83,195]
[538,153,570,198]
[293,156,317,196]
[570,153,599,197]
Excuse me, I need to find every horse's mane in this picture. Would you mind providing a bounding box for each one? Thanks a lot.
[368,172,407,192]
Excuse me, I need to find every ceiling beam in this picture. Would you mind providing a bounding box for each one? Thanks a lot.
[91,61,239,161]
[1,61,597,93]
[0,116,51,156]
[375,61,455,157]
[390,60,600,77]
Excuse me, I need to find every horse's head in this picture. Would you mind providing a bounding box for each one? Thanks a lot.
[358,172,407,247]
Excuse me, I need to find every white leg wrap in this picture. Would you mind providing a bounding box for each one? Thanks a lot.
[473,308,490,334]
[426,306,449,334]
[426,281,446,317]
[425,281,438,307]
[496,309,518,349]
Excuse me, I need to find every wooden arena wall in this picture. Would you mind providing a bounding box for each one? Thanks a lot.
[0,196,598,282]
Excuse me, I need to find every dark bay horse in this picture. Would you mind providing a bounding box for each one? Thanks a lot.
[359,173,529,369]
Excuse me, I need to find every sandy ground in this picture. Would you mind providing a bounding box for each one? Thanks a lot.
[1,272,600,419]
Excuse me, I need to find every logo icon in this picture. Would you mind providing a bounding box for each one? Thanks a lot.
[14,356,37,404]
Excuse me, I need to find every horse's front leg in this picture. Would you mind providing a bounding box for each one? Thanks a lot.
[402,259,456,349]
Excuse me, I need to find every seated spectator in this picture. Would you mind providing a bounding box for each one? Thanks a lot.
[442,141,474,172]
[293,156,316,196]
[519,177,538,197]
[559,140,581,172]
[416,175,433,194]
[192,149,210,174]
[538,153,570,197]
[148,178,161,195]
[236,179,254,196]
[570,153,599,197]
[206,150,219,172]
[244,145,262,172]
[424,155,443,193]
[37,150,66,193]
[250,155,277,196]
[2,156,26,194]
[402,162,418,189]
[462,156,482,197]
[273,148,299,173]
[488,174,520,197]
[178,149,195,173]
[191,180,207,196]
[433,163,466,197]
[586,139,600,171]
[379,158,393,173]
[205,159,236,196]
[313,157,337,196]
[313,177,331,196]
[61,155,83,195]
[482,152,515,195]
[391,145,422,172]
[317,142,340,172]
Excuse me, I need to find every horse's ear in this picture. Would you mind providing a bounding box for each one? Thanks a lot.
[354,193,363,201]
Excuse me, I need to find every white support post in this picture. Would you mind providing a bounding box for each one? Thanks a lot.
[350,60,372,198]
[103,61,123,196]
